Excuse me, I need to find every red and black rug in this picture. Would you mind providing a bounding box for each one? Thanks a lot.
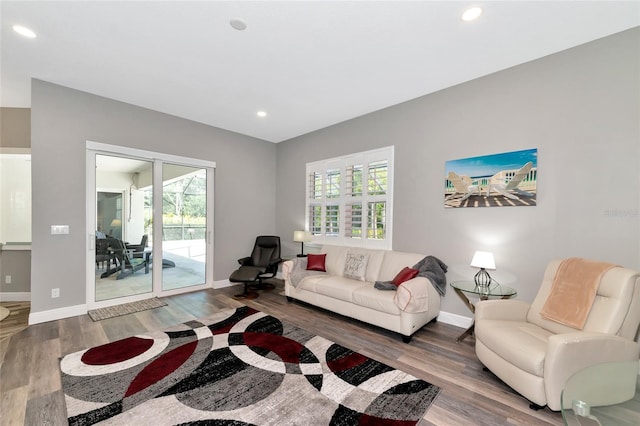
[60,306,440,425]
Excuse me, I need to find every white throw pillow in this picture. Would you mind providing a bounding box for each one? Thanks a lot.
[343,251,369,281]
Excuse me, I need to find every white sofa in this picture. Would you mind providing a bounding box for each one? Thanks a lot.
[282,245,443,342]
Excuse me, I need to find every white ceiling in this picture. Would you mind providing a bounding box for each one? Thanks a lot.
[2,1,639,143]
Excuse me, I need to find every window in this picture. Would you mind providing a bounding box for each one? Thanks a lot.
[306,146,393,249]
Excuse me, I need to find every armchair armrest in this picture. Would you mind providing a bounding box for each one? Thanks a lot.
[544,332,640,410]
[475,299,530,322]
[265,257,283,274]
[238,256,253,266]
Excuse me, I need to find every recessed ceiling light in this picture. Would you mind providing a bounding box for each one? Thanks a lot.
[230,18,247,31]
[257,111,267,118]
[13,25,36,38]
[461,7,483,22]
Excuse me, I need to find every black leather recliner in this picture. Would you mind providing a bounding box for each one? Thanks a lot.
[229,236,282,299]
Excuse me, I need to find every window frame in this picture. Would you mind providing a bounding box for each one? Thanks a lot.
[305,146,394,250]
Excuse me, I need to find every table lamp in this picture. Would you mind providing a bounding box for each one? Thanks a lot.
[470,251,495,287]
[293,230,312,257]
[109,218,122,236]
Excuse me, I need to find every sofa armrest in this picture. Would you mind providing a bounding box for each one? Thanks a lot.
[282,260,294,282]
[475,299,530,322]
[544,332,640,410]
[395,277,437,313]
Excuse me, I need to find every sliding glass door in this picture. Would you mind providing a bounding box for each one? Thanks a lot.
[94,155,153,302]
[161,164,207,290]
[86,142,215,309]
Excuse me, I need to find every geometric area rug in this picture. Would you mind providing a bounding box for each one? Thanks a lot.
[60,306,440,425]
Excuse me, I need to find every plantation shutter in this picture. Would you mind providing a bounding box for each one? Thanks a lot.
[308,171,322,235]
[305,147,393,249]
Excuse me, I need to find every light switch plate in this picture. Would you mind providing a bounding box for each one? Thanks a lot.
[51,225,69,235]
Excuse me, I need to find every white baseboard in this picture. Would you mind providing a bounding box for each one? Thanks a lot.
[27,283,241,325]
[29,304,87,325]
[0,292,31,302]
[213,279,242,289]
[437,311,473,329]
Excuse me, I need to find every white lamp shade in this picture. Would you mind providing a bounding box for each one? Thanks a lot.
[470,251,496,270]
[293,230,312,242]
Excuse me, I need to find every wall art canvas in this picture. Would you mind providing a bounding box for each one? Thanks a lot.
[444,148,537,208]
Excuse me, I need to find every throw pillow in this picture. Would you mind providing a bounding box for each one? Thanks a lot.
[343,251,369,281]
[306,253,327,271]
[392,266,419,286]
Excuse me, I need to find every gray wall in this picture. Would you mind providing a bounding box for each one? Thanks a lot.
[0,250,31,293]
[276,28,640,318]
[0,107,31,148]
[31,80,277,315]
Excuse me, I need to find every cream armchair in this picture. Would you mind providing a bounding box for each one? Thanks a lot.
[475,259,640,411]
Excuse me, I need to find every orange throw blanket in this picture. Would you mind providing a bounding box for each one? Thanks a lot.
[540,258,617,329]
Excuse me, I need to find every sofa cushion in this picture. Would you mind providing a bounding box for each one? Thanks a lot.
[315,276,368,302]
[392,267,419,286]
[307,253,327,271]
[322,245,348,276]
[363,249,385,283]
[297,274,331,293]
[353,285,401,315]
[343,251,369,281]
[475,319,552,377]
[322,245,385,282]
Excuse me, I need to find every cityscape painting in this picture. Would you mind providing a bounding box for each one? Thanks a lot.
[444,148,538,208]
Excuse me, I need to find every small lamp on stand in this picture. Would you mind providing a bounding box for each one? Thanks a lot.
[293,230,312,257]
[109,218,122,237]
[470,251,495,288]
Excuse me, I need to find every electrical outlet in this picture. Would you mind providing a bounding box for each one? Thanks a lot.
[5,275,11,284]
[52,288,60,298]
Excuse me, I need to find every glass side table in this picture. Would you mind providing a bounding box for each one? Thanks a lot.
[561,361,640,426]
[449,280,517,342]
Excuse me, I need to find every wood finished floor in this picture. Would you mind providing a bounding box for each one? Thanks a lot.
[0,282,563,425]
[0,301,30,344]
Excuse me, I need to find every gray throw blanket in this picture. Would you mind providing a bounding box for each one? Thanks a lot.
[288,257,328,288]
[374,255,448,296]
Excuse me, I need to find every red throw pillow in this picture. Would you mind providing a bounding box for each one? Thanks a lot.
[306,253,327,272]
[392,267,419,286]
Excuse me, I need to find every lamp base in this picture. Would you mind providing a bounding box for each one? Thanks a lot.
[296,254,307,257]
[474,268,492,287]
